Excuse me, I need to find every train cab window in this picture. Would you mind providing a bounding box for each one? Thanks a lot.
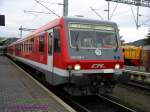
[39,35,44,53]
[53,28,61,52]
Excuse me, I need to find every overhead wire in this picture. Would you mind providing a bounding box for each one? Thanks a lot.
[130,6,138,27]
[24,10,51,15]
[110,3,118,20]
[34,0,60,17]
[38,0,62,5]
[90,7,104,20]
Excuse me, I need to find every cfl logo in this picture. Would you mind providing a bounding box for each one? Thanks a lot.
[91,64,104,69]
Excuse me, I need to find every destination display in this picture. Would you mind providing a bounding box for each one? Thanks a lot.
[69,23,114,31]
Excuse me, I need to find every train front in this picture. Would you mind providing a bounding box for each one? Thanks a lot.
[62,18,124,95]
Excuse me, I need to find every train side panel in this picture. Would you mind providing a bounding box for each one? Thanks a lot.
[122,45,141,66]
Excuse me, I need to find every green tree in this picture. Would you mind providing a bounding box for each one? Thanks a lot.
[144,28,150,45]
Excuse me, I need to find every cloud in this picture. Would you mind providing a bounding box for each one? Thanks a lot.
[119,27,149,42]
[0,0,150,42]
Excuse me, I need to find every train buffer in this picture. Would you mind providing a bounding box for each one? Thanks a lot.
[0,56,75,112]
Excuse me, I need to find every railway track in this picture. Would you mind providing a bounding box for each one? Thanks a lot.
[126,80,150,92]
[71,95,137,112]
[12,59,138,112]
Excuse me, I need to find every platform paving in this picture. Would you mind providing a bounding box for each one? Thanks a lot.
[0,56,72,112]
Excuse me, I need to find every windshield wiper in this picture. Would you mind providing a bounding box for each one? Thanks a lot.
[115,35,119,52]
[75,32,79,51]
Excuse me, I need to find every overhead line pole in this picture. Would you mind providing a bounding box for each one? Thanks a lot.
[106,0,112,21]
[108,1,110,20]
[19,26,36,38]
[20,26,23,38]
[136,0,140,29]
[63,0,68,16]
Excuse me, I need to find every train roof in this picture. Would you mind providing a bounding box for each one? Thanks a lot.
[9,17,62,46]
[63,16,117,26]
[8,16,118,46]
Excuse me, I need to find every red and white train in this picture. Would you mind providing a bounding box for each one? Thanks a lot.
[7,17,124,95]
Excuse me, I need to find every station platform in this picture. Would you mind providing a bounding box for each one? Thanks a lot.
[125,66,148,73]
[124,66,150,83]
[0,56,75,112]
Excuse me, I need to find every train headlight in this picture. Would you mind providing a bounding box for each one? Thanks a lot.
[74,64,80,70]
[115,64,120,69]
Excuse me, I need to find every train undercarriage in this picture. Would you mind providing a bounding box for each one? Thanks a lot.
[62,73,118,96]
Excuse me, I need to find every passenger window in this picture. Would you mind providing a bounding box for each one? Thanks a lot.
[39,35,44,53]
[31,38,34,52]
[53,28,61,52]
[48,32,53,55]
[29,38,34,52]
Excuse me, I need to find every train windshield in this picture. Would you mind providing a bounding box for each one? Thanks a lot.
[69,23,118,49]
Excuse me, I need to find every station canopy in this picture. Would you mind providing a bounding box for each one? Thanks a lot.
[110,0,150,7]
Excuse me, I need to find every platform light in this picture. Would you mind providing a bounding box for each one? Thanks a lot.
[115,64,120,69]
[74,64,81,70]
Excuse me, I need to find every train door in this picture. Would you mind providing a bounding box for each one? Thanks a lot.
[47,29,54,72]
[47,27,61,85]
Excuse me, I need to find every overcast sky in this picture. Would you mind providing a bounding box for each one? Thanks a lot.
[0,0,150,42]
